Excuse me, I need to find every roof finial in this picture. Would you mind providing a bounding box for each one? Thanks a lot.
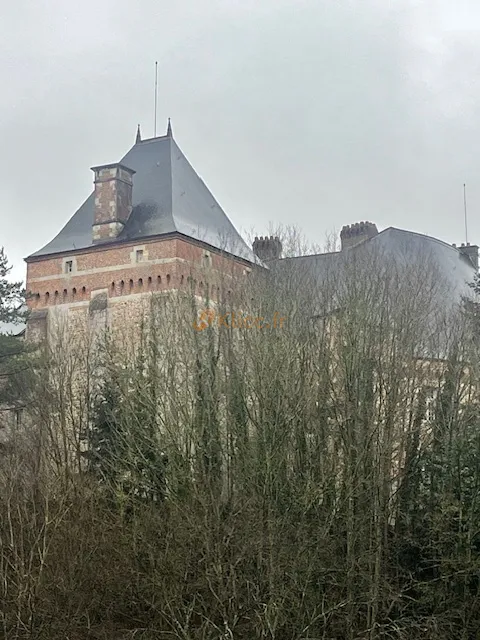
[166,117,172,137]
[136,124,142,143]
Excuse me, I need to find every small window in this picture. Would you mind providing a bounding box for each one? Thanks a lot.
[203,252,212,268]
[135,249,144,263]
[65,260,73,274]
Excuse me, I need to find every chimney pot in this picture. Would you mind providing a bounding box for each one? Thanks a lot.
[253,234,283,262]
[340,220,378,250]
[458,242,479,269]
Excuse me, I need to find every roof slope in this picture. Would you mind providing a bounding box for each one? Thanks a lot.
[28,135,259,264]
[277,227,476,306]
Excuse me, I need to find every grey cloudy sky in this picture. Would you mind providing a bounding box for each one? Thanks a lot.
[1,0,480,281]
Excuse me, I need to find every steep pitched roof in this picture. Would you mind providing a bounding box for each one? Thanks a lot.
[27,134,260,264]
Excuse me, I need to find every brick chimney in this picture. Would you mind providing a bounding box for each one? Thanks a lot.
[252,235,282,261]
[91,163,136,243]
[458,242,479,269]
[340,221,378,250]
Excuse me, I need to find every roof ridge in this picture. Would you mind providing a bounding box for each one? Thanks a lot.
[136,135,170,145]
[383,226,459,252]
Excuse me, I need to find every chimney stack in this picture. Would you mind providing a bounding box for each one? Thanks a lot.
[91,163,136,243]
[459,242,479,270]
[340,221,378,250]
[252,235,282,261]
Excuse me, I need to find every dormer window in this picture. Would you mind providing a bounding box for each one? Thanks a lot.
[65,260,73,274]
[135,249,144,263]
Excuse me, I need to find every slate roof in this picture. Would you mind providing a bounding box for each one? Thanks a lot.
[27,133,260,265]
[277,227,477,307]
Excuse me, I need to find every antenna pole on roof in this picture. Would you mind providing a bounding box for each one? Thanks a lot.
[464,182,468,244]
[154,61,158,137]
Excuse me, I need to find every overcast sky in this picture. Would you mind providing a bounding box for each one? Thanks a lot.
[1,0,480,281]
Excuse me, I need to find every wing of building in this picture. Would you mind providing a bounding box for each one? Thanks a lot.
[275,222,478,308]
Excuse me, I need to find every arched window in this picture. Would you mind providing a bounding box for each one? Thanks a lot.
[129,279,134,291]
[166,274,171,285]
[45,292,50,303]
[120,280,125,293]
[138,278,143,288]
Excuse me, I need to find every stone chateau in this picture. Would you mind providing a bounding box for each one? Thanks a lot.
[23,121,479,341]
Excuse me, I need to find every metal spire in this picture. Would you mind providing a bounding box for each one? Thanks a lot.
[135,124,142,144]
[166,117,172,137]
[154,61,158,137]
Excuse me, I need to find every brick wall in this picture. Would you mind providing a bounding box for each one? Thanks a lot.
[25,235,253,339]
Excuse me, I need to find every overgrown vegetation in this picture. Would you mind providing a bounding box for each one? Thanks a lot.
[0,240,479,639]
